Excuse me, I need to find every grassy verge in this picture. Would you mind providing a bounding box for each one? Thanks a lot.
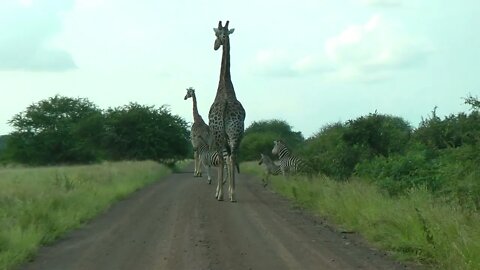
[0,160,171,270]
[242,161,480,270]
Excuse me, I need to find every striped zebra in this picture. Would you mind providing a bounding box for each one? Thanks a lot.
[271,140,308,176]
[197,141,227,185]
[258,153,281,187]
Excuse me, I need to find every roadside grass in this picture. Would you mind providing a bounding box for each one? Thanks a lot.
[242,161,480,270]
[0,161,171,270]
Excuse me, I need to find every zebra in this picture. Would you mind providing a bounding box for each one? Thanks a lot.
[258,153,281,187]
[197,141,227,185]
[271,140,309,177]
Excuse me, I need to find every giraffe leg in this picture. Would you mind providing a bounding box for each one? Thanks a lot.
[194,150,201,177]
[228,155,236,202]
[197,151,202,177]
[193,150,197,176]
[216,160,224,201]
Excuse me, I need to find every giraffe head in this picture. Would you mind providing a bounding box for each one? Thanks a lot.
[184,87,195,100]
[213,20,235,51]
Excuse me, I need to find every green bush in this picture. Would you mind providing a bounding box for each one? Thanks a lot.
[300,122,358,179]
[343,113,412,157]
[301,114,412,180]
[414,107,480,150]
[355,144,441,195]
[239,119,304,161]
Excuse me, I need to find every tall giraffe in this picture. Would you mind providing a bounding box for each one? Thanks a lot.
[184,87,210,177]
[209,21,246,202]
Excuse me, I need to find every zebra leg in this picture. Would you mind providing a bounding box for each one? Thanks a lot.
[263,173,269,187]
[199,152,210,184]
[205,164,212,184]
[222,164,227,184]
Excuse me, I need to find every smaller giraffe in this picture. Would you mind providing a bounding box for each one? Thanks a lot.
[184,87,211,177]
[258,153,281,187]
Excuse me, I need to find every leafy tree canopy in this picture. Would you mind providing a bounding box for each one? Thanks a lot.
[6,95,103,164]
[4,96,191,165]
[240,119,304,161]
[103,103,190,162]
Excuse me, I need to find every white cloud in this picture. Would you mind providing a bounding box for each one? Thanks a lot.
[74,0,106,10]
[250,50,332,77]
[18,0,33,7]
[323,14,431,82]
[359,0,402,7]
[250,15,430,82]
[251,49,297,77]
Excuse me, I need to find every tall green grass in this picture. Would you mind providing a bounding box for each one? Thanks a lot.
[242,162,480,270]
[0,161,171,270]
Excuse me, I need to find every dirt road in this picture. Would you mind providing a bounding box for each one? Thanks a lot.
[21,164,416,270]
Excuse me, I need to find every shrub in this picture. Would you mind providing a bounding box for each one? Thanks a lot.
[239,119,304,161]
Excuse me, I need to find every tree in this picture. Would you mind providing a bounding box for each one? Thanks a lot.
[414,106,480,149]
[239,119,304,161]
[301,122,357,179]
[300,114,412,179]
[103,103,190,162]
[0,135,8,163]
[343,113,412,158]
[464,94,480,110]
[6,95,104,164]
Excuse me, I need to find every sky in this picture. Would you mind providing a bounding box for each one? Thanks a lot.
[0,0,479,138]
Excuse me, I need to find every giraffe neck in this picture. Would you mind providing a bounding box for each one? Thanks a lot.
[191,94,202,122]
[216,37,236,100]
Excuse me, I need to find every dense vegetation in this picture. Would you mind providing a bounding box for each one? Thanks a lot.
[0,95,191,165]
[241,95,480,269]
[0,135,7,162]
[239,119,304,161]
[240,95,480,209]
[242,162,480,269]
[1,92,478,269]
[0,95,191,269]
